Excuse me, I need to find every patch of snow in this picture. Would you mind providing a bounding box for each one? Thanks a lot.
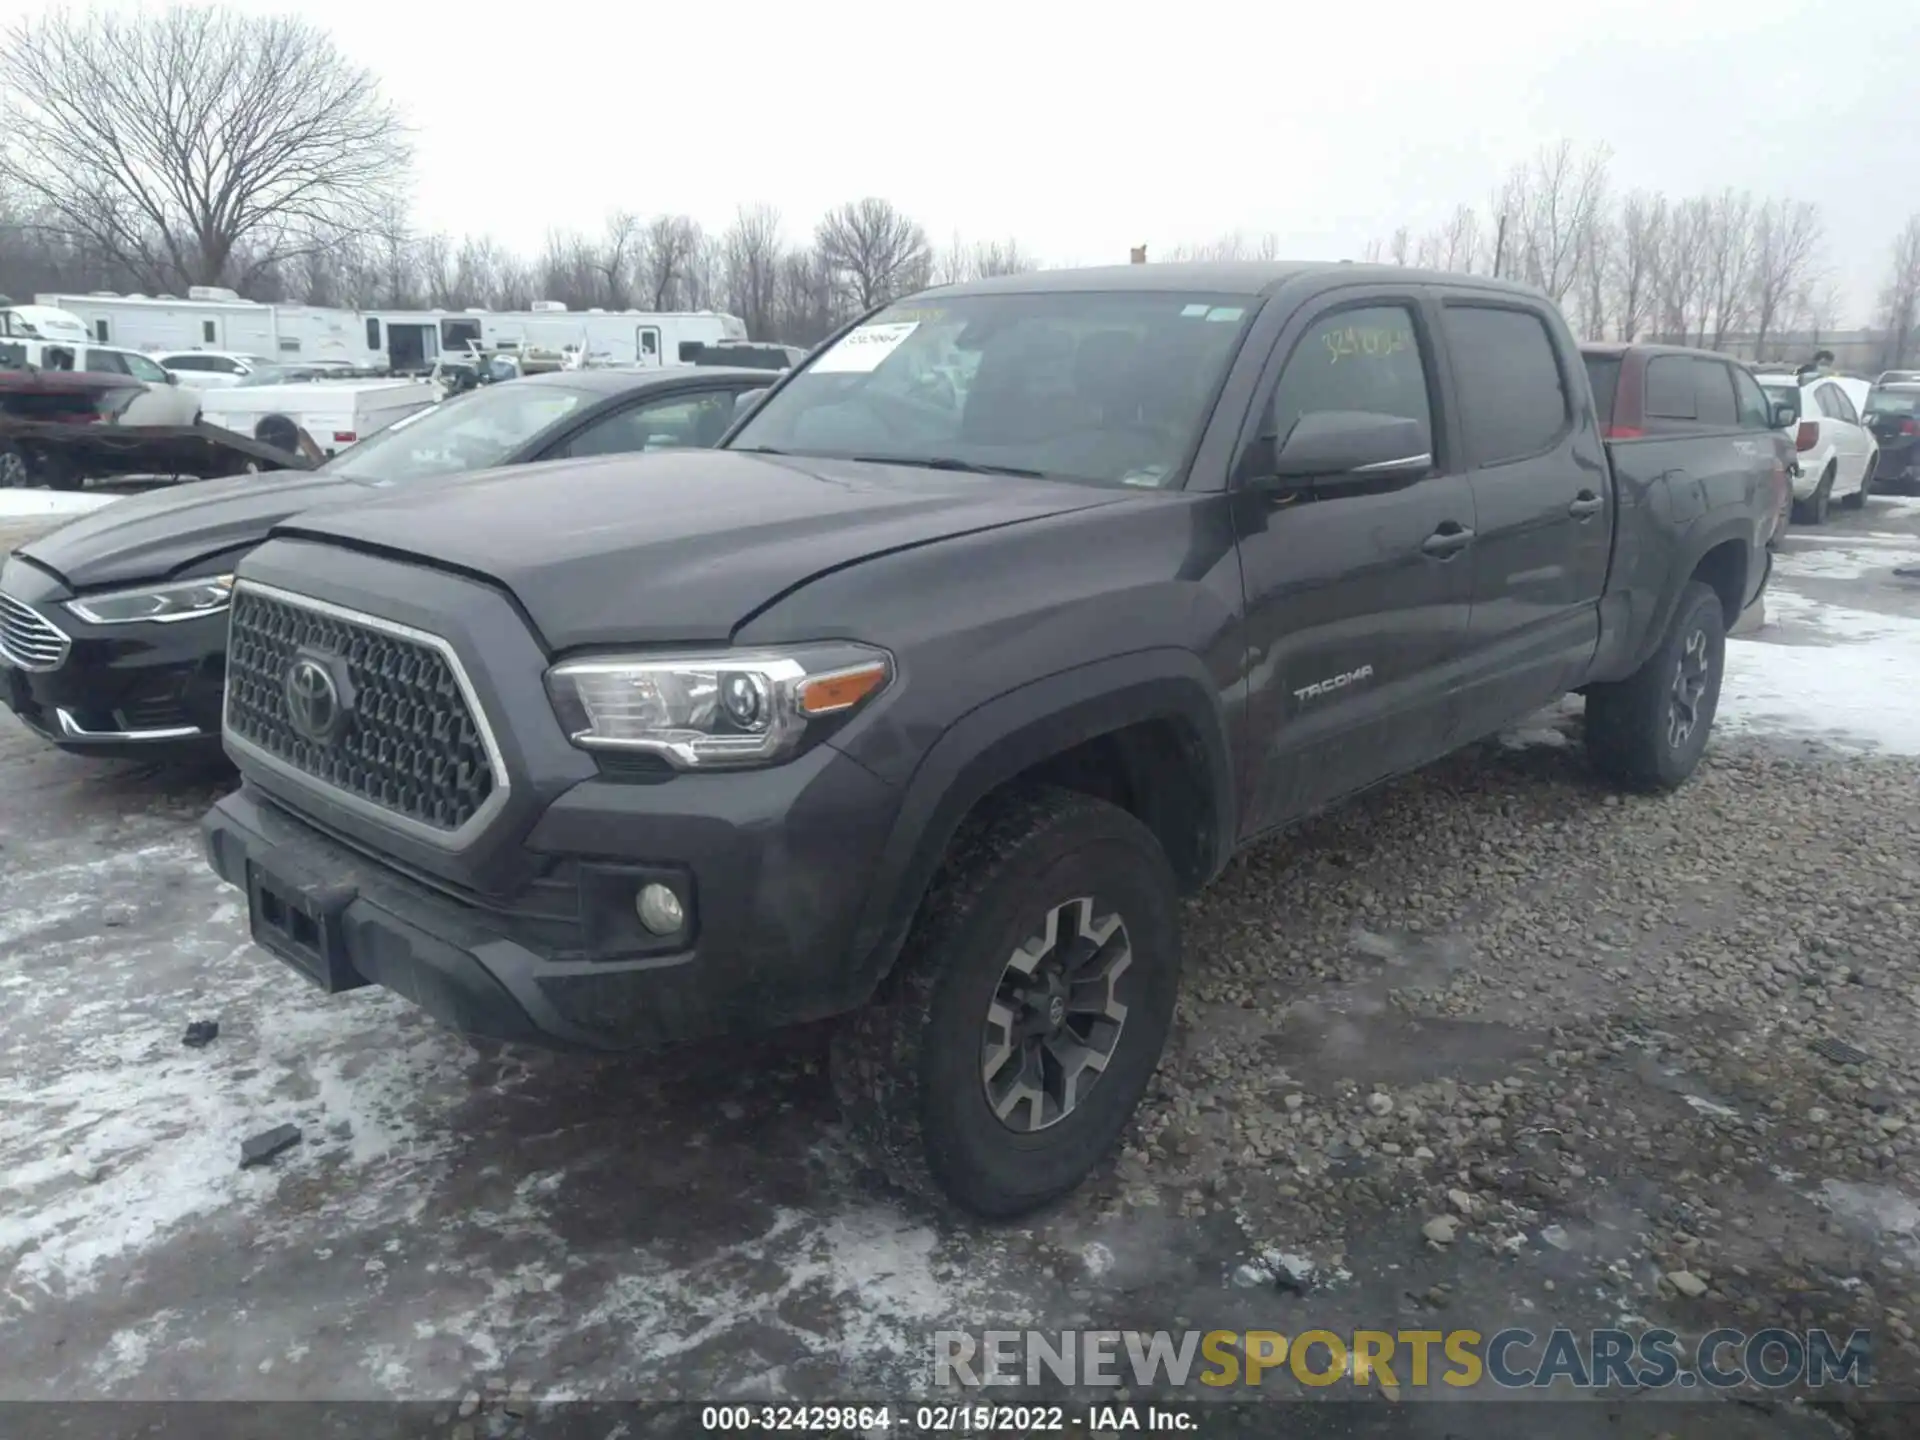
[1717,604,1920,755]
[1760,587,1912,643]
[1818,1181,1920,1264]
[1771,544,1920,582]
[0,489,119,520]
[1499,725,1572,751]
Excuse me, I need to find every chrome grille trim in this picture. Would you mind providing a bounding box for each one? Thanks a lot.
[0,591,71,672]
[221,579,512,850]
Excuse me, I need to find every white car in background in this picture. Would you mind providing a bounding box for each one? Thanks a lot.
[149,349,283,389]
[1757,372,1880,524]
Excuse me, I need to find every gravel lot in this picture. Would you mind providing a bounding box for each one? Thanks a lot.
[5,496,1920,1434]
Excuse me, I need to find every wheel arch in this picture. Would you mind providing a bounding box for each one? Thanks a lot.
[843,649,1237,1001]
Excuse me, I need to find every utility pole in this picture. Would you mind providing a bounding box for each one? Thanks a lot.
[1492,214,1508,280]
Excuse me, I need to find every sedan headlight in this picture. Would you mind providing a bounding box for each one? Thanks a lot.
[65,574,235,625]
[545,643,892,769]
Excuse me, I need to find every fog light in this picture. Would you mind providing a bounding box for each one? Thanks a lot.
[636,882,684,935]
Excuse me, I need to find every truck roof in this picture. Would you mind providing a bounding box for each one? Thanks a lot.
[925,261,1550,300]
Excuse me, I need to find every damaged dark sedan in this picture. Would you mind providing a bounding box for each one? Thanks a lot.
[0,366,770,757]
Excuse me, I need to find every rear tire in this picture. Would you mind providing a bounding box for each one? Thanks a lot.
[1585,580,1727,793]
[831,786,1183,1219]
[1842,456,1875,509]
[1792,464,1834,524]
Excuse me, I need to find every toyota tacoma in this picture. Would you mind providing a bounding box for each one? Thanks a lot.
[200,263,1780,1217]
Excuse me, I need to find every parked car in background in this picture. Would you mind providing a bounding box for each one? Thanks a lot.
[196,263,1778,1218]
[0,366,775,756]
[1756,371,1879,523]
[150,350,285,389]
[1581,343,1796,545]
[1874,369,1920,387]
[0,336,204,427]
[1865,382,1920,493]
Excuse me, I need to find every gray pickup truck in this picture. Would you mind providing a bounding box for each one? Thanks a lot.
[199,263,1780,1217]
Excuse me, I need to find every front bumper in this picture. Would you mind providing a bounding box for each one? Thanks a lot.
[202,738,901,1052]
[0,559,227,756]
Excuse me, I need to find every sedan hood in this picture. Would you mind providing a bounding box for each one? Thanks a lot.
[273,449,1126,648]
[19,470,364,590]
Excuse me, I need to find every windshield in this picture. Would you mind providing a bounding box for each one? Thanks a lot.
[323,381,591,483]
[725,289,1260,487]
[1867,389,1920,417]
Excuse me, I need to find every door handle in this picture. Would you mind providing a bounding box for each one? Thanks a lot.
[1421,523,1474,558]
[1569,492,1604,519]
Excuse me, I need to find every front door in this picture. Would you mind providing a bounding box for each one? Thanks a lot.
[1236,292,1477,831]
[1435,296,1611,737]
[636,326,662,367]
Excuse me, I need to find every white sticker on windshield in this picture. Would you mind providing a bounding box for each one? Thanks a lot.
[811,321,920,374]
[1205,306,1245,322]
[1180,303,1211,317]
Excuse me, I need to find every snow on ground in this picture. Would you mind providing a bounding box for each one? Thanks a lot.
[0,489,120,520]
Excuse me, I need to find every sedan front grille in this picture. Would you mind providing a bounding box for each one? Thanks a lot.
[224,583,505,840]
[0,592,71,672]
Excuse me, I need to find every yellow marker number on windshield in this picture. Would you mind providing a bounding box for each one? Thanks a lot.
[1323,325,1413,364]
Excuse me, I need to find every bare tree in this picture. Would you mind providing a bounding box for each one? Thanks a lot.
[720,204,784,336]
[1609,192,1664,341]
[1876,214,1920,369]
[1698,190,1759,349]
[0,6,410,290]
[1572,203,1614,339]
[639,214,706,311]
[1502,141,1611,302]
[814,198,930,310]
[596,211,641,310]
[1160,231,1282,263]
[930,234,1039,284]
[775,247,839,345]
[1746,199,1821,361]
[1654,197,1711,342]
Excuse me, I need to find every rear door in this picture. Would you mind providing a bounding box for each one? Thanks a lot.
[1815,382,1871,492]
[1437,294,1611,736]
[1233,287,1477,828]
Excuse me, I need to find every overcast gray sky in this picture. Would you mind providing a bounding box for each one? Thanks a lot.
[14,0,1920,322]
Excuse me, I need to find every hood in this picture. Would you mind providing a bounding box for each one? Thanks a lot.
[272,449,1126,648]
[19,470,364,590]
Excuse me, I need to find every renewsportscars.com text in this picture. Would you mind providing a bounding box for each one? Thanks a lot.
[934,1327,1872,1391]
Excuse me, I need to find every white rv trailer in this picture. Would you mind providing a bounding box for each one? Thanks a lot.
[40,290,749,372]
[363,305,747,372]
[37,288,369,365]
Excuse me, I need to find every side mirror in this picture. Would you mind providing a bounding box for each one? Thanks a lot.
[165,371,178,385]
[1771,400,1798,429]
[1245,410,1432,496]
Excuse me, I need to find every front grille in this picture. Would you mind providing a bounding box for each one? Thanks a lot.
[0,592,71,672]
[225,585,501,836]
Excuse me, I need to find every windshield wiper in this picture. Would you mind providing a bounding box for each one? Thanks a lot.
[733,444,789,455]
[852,455,1050,479]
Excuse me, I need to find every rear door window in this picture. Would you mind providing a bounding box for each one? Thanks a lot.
[1732,368,1772,429]
[1644,357,1696,420]
[1819,383,1859,426]
[1441,304,1569,465]
[84,348,130,376]
[1692,360,1737,427]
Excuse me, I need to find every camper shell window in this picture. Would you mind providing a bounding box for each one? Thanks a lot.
[366,318,382,351]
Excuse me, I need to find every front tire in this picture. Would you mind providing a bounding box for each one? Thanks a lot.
[831,786,1182,1218]
[1585,580,1727,793]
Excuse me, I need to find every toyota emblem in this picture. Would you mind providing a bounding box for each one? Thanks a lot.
[284,655,344,743]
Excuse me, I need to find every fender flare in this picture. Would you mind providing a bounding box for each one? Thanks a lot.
[1629,516,1760,674]
[842,647,1237,1000]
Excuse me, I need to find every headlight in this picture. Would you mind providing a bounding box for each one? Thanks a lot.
[545,643,892,769]
[65,574,235,625]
